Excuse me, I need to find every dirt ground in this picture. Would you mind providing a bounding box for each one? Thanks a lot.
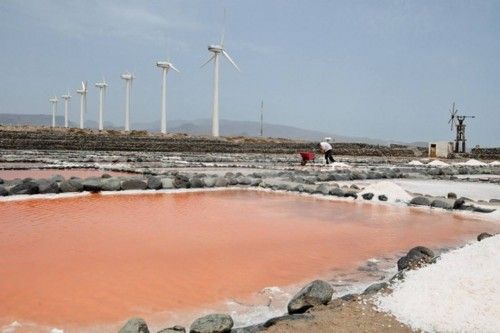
[265,296,414,333]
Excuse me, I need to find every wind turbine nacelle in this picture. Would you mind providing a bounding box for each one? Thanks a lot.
[156,61,172,69]
[95,83,108,88]
[61,94,71,99]
[208,45,223,53]
[121,73,134,80]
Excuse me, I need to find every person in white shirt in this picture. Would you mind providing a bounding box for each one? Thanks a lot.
[319,141,335,164]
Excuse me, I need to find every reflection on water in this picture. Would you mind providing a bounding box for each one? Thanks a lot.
[0,190,498,332]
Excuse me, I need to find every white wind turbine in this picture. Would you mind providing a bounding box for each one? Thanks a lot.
[156,60,179,134]
[95,77,108,131]
[76,82,88,129]
[61,91,71,128]
[201,15,240,137]
[49,96,59,128]
[121,72,134,131]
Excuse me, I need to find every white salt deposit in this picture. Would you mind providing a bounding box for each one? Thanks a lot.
[489,161,500,166]
[359,181,413,203]
[427,160,449,167]
[407,160,424,166]
[376,235,500,333]
[329,162,351,169]
[459,159,488,166]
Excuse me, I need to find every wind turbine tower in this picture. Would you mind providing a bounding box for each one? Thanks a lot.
[76,82,88,129]
[156,61,179,134]
[121,72,134,131]
[95,78,108,131]
[49,96,59,128]
[201,18,240,137]
[61,92,71,128]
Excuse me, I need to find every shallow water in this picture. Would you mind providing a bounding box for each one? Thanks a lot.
[0,190,498,332]
[0,168,134,180]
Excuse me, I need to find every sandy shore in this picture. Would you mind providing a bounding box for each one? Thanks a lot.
[265,296,412,333]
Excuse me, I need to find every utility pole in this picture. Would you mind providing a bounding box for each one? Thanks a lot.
[260,100,264,137]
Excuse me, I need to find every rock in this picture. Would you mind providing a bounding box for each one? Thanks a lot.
[161,178,175,189]
[215,177,228,187]
[430,198,454,210]
[203,177,216,188]
[0,178,4,184]
[250,178,262,186]
[147,176,162,190]
[489,198,500,203]
[378,194,388,201]
[472,206,496,213]
[361,192,374,200]
[82,178,102,192]
[315,183,330,195]
[59,179,83,193]
[453,198,466,209]
[38,180,59,194]
[0,185,8,196]
[118,317,150,333]
[174,175,190,188]
[287,280,334,314]
[410,196,432,206]
[263,314,313,328]
[329,187,345,197]
[158,325,186,333]
[9,181,39,195]
[101,173,112,179]
[477,232,493,241]
[447,192,457,199]
[350,184,360,190]
[189,177,206,188]
[121,179,148,190]
[50,175,65,182]
[340,293,359,301]
[343,191,358,199]
[101,178,121,191]
[362,282,388,295]
[398,246,435,271]
[189,313,233,333]
[236,177,252,185]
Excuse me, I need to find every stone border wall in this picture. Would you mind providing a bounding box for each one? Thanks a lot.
[0,127,425,156]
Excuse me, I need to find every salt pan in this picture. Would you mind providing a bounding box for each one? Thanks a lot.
[376,235,500,333]
[407,160,424,166]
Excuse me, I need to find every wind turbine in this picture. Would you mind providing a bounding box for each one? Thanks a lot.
[121,72,135,131]
[95,77,108,131]
[156,61,179,134]
[49,96,59,128]
[201,14,240,137]
[61,91,71,128]
[76,82,88,129]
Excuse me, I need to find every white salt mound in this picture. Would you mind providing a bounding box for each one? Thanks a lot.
[376,235,500,333]
[407,160,424,166]
[490,161,500,166]
[428,160,449,167]
[359,181,412,203]
[462,159,488,166]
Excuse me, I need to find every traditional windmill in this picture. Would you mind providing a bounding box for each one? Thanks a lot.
[448,102,475,153]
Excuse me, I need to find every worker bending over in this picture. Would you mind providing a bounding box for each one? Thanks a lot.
[319,141,335,164]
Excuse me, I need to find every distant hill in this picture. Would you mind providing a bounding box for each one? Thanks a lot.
[0,113,426,147]
[0,113,114,129]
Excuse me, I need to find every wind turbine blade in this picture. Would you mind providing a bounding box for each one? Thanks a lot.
[220,8,226,45]
[222,50,240,72]
[170,64,180,73]
[201,55,215,68]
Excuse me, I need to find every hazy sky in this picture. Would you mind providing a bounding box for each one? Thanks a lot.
[0,0,499,146]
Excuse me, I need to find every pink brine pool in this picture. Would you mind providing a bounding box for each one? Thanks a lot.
[0,190,498,332]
